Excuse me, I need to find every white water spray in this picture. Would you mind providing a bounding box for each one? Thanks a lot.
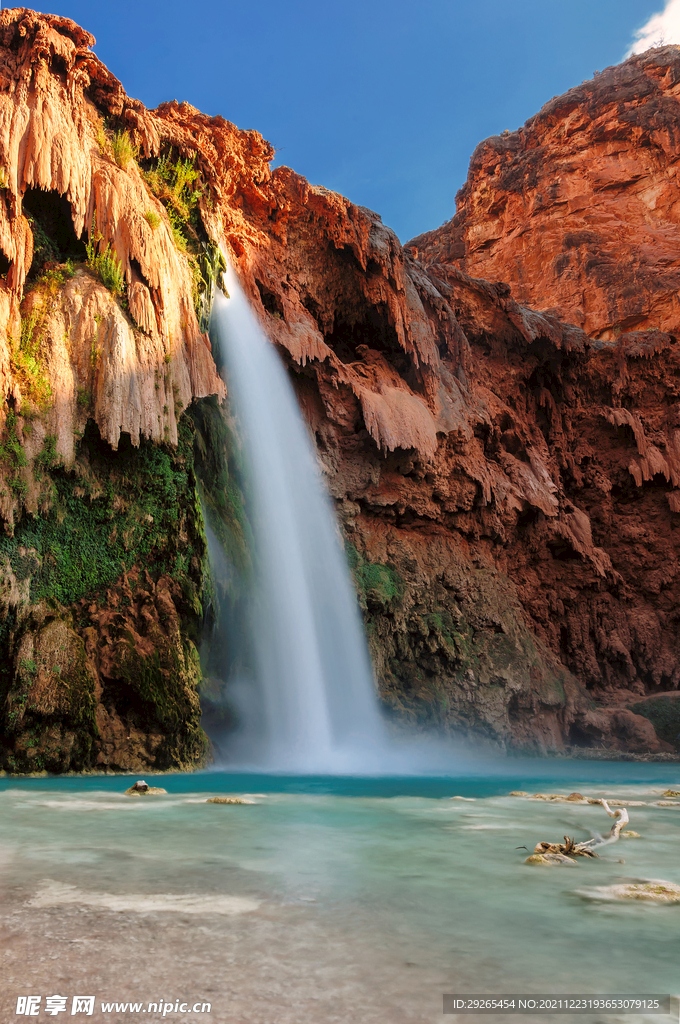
[210,265,387,771]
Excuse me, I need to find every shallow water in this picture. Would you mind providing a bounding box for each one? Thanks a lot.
[0,761,678,1023]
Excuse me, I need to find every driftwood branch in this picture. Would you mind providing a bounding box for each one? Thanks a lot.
[585,798,629,843]
[532,799,629,859]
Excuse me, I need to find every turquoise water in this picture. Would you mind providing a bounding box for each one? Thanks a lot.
[0,762,678,1022]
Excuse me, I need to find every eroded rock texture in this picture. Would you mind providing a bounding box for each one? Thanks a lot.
[0,9,677,768]
[0,418,209,772]
[0,10,224,467]
[409,46,680,341]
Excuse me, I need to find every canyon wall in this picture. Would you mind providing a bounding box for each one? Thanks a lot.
[0,10,677,770]
[407,45,680,753]
[409,46,680,342]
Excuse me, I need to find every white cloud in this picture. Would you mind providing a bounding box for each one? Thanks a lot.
[627,0,680,56]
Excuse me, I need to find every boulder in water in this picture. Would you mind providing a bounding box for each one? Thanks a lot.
[525,853,577,866]
[587,797,646,806]
[529,792,588,803]
[125,779,167,797]
[529,792,590,804]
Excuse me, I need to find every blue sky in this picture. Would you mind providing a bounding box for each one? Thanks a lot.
[47,0,662,241]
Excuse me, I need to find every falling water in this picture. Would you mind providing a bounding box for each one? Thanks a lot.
[209,264,387,771]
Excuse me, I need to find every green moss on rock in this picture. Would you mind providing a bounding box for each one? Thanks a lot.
[189,396,251,579]
[344,530,584,751]
[113,638,207,770]
[346,543,404,611]
[0,415,211,774]
[631,697,680,750]
[0,417,204,608]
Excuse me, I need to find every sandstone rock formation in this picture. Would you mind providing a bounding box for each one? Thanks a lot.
[0,8,678,769]
[409,46,680,342]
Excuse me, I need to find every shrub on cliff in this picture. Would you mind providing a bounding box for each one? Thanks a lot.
[144,210,161,230]
[141,151,217,323]
[10,309,52,408]
[85,230,125,298]
[111,129,136,170]
[0,409,28,497]
[143,152,204,233]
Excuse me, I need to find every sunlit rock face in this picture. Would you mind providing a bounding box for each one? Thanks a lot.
[0,9,223,470]
[409,46,680,342]
[0,9,676,766]
[403,48,680,751]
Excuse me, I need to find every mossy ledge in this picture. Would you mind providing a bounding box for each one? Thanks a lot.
[630,697,680,752]
[0,415,210,773]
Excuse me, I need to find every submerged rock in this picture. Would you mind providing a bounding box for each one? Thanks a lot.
[587,798,647,806]
[206,796,256,805]
[529,793,588,803]
[578,880,680,903]
[621,831,640,838]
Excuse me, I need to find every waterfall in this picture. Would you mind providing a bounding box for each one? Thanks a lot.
[208,264,387,772]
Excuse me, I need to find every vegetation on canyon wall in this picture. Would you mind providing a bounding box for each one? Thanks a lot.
[140,147,227,330]
[0,409,209,773]
[189,397,251,580]
[1,419,200,605]
[631,696,680,751]
[85,231,125,298]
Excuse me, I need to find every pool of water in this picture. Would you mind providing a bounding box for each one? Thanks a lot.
[0,760,678,1023]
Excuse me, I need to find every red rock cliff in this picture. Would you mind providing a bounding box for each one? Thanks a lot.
[410,46,680,342]
[1,10,678,767]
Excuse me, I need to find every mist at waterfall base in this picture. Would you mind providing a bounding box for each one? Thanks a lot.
[204,268,474,775]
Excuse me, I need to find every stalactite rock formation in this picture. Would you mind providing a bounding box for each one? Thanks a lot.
[0,9,223,468]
